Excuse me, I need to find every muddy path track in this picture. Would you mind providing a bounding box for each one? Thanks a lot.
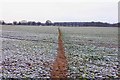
[51,28,68,79]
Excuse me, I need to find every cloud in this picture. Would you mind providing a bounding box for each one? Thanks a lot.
[0,0,118,23]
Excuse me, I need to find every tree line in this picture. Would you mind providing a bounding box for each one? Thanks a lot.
[0,20,119,27]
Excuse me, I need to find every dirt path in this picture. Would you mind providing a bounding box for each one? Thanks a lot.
[51,28,68,79]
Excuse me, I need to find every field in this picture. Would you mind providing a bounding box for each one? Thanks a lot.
[0,25,119,79]
[61,27,118,78]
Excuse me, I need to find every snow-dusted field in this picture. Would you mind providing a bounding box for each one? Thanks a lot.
[0,25,119,79]
[60,27,119,79]
[1,25,58,78]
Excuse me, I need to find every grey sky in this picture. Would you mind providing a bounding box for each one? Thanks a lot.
[0,0,119,23]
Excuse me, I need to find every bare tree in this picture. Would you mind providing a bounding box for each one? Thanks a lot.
[13,21,17,25]
[45,20,52,26]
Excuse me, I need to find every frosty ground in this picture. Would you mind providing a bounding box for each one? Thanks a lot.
[0,25,119,79]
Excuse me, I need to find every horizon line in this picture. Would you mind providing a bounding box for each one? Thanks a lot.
[0,20,118,24]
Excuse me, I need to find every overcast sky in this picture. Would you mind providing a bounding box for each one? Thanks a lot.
[0,0,119,23]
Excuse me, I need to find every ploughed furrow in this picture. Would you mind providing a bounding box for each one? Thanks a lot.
[51,28,68,79]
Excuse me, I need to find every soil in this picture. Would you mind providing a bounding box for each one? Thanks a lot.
[51,28,68,79]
